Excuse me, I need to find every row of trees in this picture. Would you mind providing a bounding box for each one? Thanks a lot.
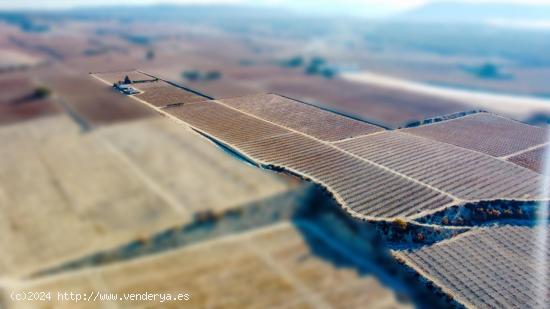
[181,70,222,82]
[279,56,337,79]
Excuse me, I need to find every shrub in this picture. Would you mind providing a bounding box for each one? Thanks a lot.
[182,70,200,81]
[414,232,425,243]
[280,56,304,68]
[320,67,336,79]
[32,86,51,99]
[194,210,217,222]
[145,49,155,60]
[205,71,221,81]
[393,218,408,231]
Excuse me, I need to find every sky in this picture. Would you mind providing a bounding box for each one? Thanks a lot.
[1,0,549,17]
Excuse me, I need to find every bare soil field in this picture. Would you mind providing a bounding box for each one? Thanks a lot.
[8,21,479,130]
[344,71,550,123]
[218,93,384,142]
[2,222,409,309]
[8,32,94,61]
[264,73,471,128]
[394,225,549,308]
[404,113,548,157]
[0,115,289,278]
[42,74,156,125]
[0,49,42,71]
[0,73,60,126]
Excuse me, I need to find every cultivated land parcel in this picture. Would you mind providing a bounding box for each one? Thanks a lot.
[94,71,550,222]
[86,70,550,308]
[1,66,548,308]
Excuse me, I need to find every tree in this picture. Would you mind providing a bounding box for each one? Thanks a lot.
[145,49,155,60]
[280,56,304,68]
[477,63,499,79]
[182,70,200,82]
[32,86,51,99]
[205,71,221,81]
[320,67,336,79]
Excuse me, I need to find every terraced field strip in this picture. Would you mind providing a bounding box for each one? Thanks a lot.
[336,131,545,201]
[404,113,548,157]
[164,101,454,219]
[91,70,157,84]
[393,225,549,309]
[507,144,548,174]
[218,93,384,142]
[132,80,207,108]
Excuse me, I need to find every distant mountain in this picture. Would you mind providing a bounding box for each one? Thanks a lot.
[66,4,293,21]
[0,4,293,22]
[396,2,550,23]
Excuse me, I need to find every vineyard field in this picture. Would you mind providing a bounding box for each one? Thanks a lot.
[133,81,207,107]
[165,102,453,219]
[394,225,549,308]
[404,113,548,157]
[336,131,544,201]
[507,145,547,174]
[218,93,384,142]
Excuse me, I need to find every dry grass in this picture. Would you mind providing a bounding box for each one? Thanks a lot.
[0,115,288,277]
[3,223,409,309]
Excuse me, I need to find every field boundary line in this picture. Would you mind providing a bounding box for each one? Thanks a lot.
[94,135,189,215]
[329,129,387,144]
[244,239,333,309]
[398,130,549,175]
[501,142,549,160]
[12,222,294,286]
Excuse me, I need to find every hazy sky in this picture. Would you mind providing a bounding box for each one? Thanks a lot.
[1,0,549,16]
